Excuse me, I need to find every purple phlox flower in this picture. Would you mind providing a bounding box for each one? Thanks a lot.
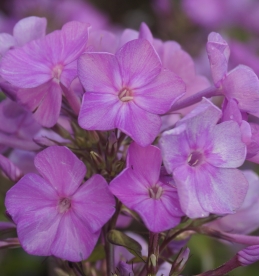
[78,38,185,146]
[115,261,134,276]
[109,142,184,233]
[0,98,41,151]
[5,146,115,261]
[159,98,248,218]
[116,214,132,228]
[208,170,259,235]
[207,32,259,117]
[0,21,90,127]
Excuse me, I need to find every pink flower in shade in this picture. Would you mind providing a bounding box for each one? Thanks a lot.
[5,146,115,262]
[109,142,183,233]
[0,21,90,127]
[159,98,248,218]
[78,38,185,147]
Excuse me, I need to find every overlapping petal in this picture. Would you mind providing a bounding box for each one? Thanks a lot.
[34,146,86,196]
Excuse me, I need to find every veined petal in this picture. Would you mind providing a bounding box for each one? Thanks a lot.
[5,173,58,223]
[134,70,185,114]
[16,206,61,256]
[196,164,248,214]
[0,39,51,88]
[78,93,119,130]
[222,65,259,116]
[17,81,62,127]
[78,52,121,94]
[173,164,209,218]
[159,124,190,173]
[109,168,149,209]
[208,121,246,168]
[115,102,161,147]
[72,174,115,233]
[13,16,47,46]
[60,21,90,65]
[51,211,100,262]
[127,142,161,184]
[34,146,86,196]
[116,39,161,88]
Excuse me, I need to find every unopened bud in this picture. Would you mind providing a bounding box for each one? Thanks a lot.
[90,151,104,168]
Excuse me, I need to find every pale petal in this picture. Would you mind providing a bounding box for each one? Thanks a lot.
[72,174,115,233]
[115,102,161,147]
[159,124,190,173]
[78,93,119,130]
[173,165,209,218]
[13,16,47,46]
[78,52,121,94]
[134,70,185,114]
[196,164,248,214]
[116,39,161,88]
[0,33,16,55]
[222,65,259,116]
[34,146,86,196]
[206,32,230,86]
[51,211,100,262]
[208,121,246,168]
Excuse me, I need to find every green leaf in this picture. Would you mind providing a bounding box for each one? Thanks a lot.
[86,243,105,262]
[107,230,143,259]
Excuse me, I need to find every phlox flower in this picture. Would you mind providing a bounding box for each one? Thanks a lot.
[109,142,183,233]
[0,21,90,127]
[5,146,115,262]
[159,98,248,218]
[78,38,185,147]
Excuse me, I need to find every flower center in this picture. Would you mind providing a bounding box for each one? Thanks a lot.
[58,197,71,213]
[52,64,63,83]
[118,87,134,102]
[148,185,163,200]
[187,151,203,167]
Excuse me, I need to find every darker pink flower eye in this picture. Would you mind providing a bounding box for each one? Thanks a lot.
[187,151,203,167]
[58,197,71,213]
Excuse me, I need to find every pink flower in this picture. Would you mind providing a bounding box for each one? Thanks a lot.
[78,38,185,146]
[109,142,183,233]
[159,98,248,218]
[5,146,115,261]
[0,21,90,127]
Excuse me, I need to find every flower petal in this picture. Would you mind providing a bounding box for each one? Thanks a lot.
[134,70,185,114]
[17,81,62,127]
[116,39,161,88]
[13,16,47,46]
[173,164,209,218]
[34,146,86,196]
[208,121,246,168]
[51,211,100,262]
[78,52,121,94]
[5,173,58,223]
[127,142,161,184]
[72,174,115,233]
[196,164,248,214]
[78,93,119,130]
[115,102,161,147]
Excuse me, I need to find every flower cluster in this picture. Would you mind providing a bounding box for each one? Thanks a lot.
[0,5,259,275]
